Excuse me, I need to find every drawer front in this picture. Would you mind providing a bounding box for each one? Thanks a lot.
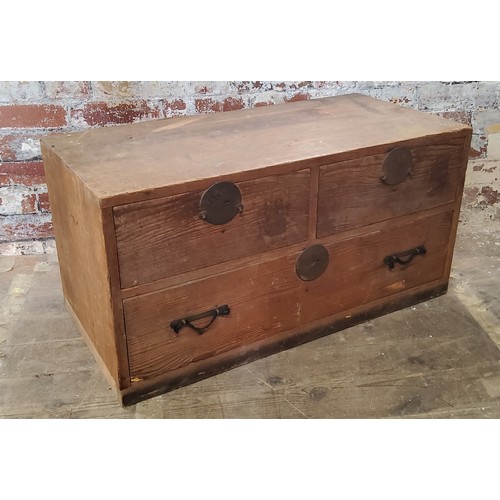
[317,137,466,237]
[125,210,453,381]
[114,170,310,288]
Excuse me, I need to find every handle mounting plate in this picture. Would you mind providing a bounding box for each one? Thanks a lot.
[199,182,243,225]
[296,244,329,281]
[381,147,413,186]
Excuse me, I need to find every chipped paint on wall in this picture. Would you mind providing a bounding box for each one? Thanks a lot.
[1,81,500,254]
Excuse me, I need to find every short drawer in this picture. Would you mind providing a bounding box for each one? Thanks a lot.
[317,137,466,237]
[114,170,310,288]
[124,210,453,381]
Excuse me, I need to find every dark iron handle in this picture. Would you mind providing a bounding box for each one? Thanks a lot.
[170,305,230,335]
[383,245,427,270]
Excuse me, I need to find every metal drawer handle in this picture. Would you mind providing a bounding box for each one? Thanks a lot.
[170,305,230,335]
[383,245,427,270]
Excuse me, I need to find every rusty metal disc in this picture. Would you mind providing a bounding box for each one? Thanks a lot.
[296,244,329,281]
[380,147,413,186]
[199,182,243,225]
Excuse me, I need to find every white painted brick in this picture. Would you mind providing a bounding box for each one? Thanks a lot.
[471,134,487,157]
[0,131,51,162]
[192,81,236,95]
[418,82,498,111]
[232,81,276,94]
[472,109,500,135]
[0,81,43,103]
[43,81,90,99]
[0,187,24,215]
[487,133,500,160]
[336,81,376,93]
[246,90,287,107]
[91,81,135,99]
[136,81,192,98]
[43,239,57,254]
[91,81,190,100]
[0,186,36,215]
[465,160,499,185]
[377,84,418,108]
[0,240,46,255]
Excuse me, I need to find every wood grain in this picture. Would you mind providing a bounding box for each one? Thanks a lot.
[122,279,450,405]
[443,130,472,281]
[317,136,467,236]
[102,208,130,387]
[124,210,454,380]
[119,202,456,300]
[114,170,310,288]
[41,144,127,389]
[40,94,471,208]
[40,94,472,404]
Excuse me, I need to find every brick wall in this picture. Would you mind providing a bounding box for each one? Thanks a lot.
[1,81,499,255]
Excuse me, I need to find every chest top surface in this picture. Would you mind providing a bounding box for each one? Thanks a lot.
[42,93,470,207]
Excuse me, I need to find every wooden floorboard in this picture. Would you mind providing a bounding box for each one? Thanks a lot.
[1,220,500,419]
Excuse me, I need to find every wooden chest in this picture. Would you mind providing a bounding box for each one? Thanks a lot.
[41,94,472,405]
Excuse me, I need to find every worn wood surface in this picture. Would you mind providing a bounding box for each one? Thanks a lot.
[122,281,449,405]
[119,203,456,300]
[41,94,470,207]
[40,94,471,403]
[443,133,472,283]
[125,210,453,381]
[1,219,500,418]
[41,145,128,388]
[317,136,467,236]
[114,170,310,288]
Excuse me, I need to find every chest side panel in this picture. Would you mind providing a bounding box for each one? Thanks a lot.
[41,144,127,388]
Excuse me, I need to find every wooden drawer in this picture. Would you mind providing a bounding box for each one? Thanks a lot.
[317,137,466,237]
[125,210,454,381]
[114,170,310,288]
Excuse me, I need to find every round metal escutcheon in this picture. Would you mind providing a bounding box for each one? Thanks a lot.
[296,244,329,282]
[380,147,413,186]
[199,182,243,225]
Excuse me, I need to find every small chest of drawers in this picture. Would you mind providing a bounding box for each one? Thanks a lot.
[41,94,471,405]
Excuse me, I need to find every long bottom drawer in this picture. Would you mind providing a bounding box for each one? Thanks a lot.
[124,210,454,381]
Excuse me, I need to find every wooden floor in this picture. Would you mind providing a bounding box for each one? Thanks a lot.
[1,220,500,418]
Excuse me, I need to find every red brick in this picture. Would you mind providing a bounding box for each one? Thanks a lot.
[38,192,50,212]
[73,101,160,127]
[254,101,274,108]
[0,162,46,186]
[479,186,500,206]
[289,81,313,90]
[285,92,311,103]
[162,99,187,117]
[462,186,479,205]
[195,97,245,114]
[0,104,67,128]
[21,194,37,214]
[196,85,210,94]
[234,81,272,93]
[435,111,472,126]
[0,217,53,241]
